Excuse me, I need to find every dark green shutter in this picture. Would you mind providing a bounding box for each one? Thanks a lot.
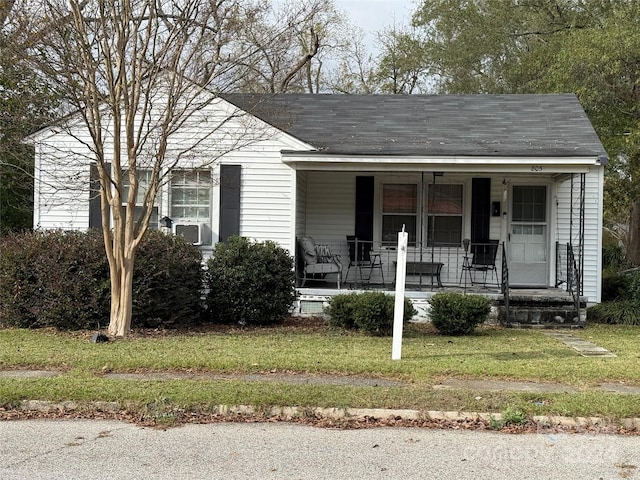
[219,165,241,242]
[89,162,110,231]
[471,178,491,243]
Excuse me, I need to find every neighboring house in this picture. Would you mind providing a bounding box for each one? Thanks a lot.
[29,93,608,323]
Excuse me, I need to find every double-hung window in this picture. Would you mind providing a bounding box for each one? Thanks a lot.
[170,170,211,223]
[426,183,463,246]
[121,170,158,229]
[382,184,417,244]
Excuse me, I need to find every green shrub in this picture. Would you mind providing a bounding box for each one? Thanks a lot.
[428,292,491,335]
[601,271,632,302]
[0,230,110,329]
[625,268,640,302]
[133,230,204,328]
[325,293,359,329]
[205,236,296,326]
[602,244,625,270]
[587,301,640,325]
[0,229,204,330]
[325,292,416,336]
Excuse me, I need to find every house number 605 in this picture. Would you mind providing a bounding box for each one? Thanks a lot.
[531,166,543,172]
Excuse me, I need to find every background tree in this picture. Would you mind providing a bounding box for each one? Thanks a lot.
[411,0,640,262]
[235,0,346,93]
[0,0,58,233]
[375,25,432,94]
[328,32,380,94]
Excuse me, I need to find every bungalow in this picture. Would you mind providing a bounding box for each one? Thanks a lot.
[29,93,607,325]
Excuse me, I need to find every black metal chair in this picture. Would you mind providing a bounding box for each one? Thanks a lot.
[346,235,384,287]
[469,240,500,288]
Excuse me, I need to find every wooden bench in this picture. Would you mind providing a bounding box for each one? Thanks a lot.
[393,261,444,288]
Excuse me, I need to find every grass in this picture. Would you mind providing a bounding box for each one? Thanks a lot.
[1,321,640,422]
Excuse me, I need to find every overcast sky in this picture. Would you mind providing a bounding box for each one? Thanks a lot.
[335,0,416,39]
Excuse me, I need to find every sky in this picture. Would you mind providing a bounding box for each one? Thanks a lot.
[334,0,416,40]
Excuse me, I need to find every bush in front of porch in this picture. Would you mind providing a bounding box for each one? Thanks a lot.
[428,292,492,335]
[325,292,416,336]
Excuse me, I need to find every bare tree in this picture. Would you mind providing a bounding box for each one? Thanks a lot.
[236,0,345,93]
[327,31,380,94]
[27,0,267,337]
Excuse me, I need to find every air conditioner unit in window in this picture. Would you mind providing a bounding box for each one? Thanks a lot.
[173,223,202,245]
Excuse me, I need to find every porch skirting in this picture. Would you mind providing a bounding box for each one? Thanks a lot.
[293,287,586,327]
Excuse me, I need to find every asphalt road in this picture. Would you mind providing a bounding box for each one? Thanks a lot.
[1,419,638,479]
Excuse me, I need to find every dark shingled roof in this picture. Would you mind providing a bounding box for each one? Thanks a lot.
[221,93,607,158]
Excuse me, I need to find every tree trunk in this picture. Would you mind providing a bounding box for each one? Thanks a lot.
[627,199,640,266]
[107,253,135,337]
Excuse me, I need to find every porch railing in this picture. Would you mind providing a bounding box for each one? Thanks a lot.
[304,238,503,290]
[566,243,582,323]
[501,242,510,323]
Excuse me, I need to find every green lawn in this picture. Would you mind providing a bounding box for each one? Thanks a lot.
[1,322,639,421]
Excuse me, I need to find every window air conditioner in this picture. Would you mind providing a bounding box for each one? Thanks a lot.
[173,223,202,245]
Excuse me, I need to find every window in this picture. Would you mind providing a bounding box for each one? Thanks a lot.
[382,184,417,244]
[512,186,545,222]
[426,183,463,246]
[121,170,158,229]
[170,170,211,222]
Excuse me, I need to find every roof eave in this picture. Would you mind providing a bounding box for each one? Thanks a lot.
[280,151,604,174]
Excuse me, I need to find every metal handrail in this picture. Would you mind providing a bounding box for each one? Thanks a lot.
[501,242,510,323]
[566,243,581,322]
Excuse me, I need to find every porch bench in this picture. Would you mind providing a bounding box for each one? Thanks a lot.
[393,261,444,288]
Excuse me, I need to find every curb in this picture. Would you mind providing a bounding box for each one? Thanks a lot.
[15,401,640,432]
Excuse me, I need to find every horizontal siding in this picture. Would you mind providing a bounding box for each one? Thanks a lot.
[33,97,298,253]
[305,172,356,243]
[223,145,294,248]
[555,169,603,302]
[33,139,93,230]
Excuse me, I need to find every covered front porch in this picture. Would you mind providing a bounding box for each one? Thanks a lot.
[290,164,595,327]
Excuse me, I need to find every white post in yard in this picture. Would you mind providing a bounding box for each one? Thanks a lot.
[392,227,408,360]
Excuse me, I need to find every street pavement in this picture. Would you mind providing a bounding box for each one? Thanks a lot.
[1,419,638,479]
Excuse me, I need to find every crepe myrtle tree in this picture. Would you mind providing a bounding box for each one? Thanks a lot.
[27,0,275,337]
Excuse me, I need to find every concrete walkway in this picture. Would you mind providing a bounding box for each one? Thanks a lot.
[544,331,617,357]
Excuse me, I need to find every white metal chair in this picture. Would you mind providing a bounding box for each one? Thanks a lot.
[297,237,342,288]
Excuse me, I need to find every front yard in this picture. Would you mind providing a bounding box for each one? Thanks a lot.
[1,320,639,424]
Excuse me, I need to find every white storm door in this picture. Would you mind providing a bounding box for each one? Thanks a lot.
[509,185,548,286]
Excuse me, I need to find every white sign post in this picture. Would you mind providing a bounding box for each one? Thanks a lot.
[392,227,408,360]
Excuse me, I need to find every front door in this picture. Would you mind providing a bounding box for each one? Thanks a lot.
[509,185,548,286]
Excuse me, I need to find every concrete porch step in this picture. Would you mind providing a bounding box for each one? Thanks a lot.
[499,292,586,328]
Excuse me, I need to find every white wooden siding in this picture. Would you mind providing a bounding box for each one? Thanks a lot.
[554,169,603,302]
[31,96,300,255]
[33,133,95,230]
[305,172,356,243]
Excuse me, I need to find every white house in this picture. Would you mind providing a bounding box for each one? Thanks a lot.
[29,93,608,325]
